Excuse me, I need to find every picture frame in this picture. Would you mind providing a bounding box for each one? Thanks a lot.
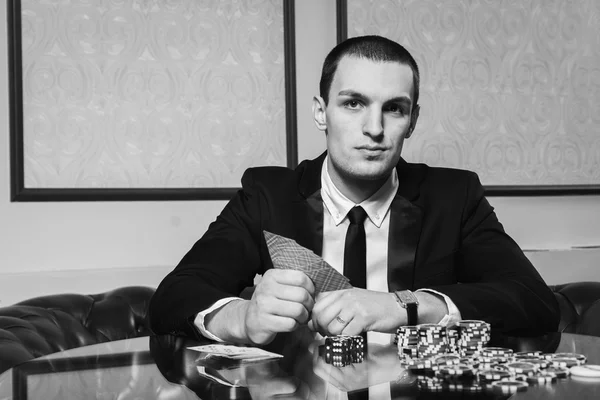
[337,0,600,196]
[8,0,298,201]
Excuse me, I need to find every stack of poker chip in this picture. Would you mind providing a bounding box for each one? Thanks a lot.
[323,335,364,367]
[417,324,449,357]
[396,326,419,358]
[393,319,592,396]
[456,320,491,356]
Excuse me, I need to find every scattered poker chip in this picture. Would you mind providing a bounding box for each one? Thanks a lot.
[550,352,587,363]
[544,366,570,378]
[511,373,529,382]
[481,347,513,356]
[461,383,484,392]
[481,356,509,364]
[419,383,444,392]
[491,380,529,393]
[477,369,511,381]
[489,364,510,372]
[506,361,537,375]
[514,350,542,358]
[517,357,549,369]
[550,357,580,368]
[570,365,600,378]
[526,373,557,384]
[439,364,475,376]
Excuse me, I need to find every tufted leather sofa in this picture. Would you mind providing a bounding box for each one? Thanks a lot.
[1,282,599,375]
[0,286,154,375]
[550,281,600,337]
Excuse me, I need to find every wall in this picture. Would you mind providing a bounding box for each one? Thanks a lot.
[0,1,597,305]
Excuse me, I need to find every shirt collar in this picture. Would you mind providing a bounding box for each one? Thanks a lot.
[321,156,399,228]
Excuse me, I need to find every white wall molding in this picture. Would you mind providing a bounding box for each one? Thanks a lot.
[0,265,172,306]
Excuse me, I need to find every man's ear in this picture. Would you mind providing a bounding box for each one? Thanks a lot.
[406,104,420,139]
[312,96,327,132]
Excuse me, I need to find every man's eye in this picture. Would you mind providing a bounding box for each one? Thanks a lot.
[386,104,405,115]
[344,100,360,109]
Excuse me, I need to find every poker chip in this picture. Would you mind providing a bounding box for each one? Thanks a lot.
[481,347,513,356]
[506,361,537,375]
[517,357,549,369]
[480,355,509,364]
[526,372,557,384]
[550,352,587,363]
[550,357,580,368]
[544,366,570,378]
[456,320,490,328]
[511,373,529,382]
[489,364,510,372]
[514,350,543,358]
[491,380,529,393]
[477,369,511,381]
[439,364,475,376]
[570,365,600,378]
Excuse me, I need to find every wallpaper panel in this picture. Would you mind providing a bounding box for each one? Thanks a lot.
[347,0,600,186]
[21,0,287,188]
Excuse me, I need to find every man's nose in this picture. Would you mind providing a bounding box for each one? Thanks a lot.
[363,108,384,138]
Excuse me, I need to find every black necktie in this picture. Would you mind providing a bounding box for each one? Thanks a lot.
[344,206,368,289]
[343,207,370,398]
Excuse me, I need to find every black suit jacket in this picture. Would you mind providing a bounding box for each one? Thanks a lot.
[150,153,559,338]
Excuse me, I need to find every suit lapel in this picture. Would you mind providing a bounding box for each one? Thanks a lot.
[292,153,326,256]
[387,159,424,291]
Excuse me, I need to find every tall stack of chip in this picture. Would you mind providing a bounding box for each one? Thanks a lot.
[396,326,419,358]
[456,320,490,356]
[447,327,459,353]
[417,324,449,357]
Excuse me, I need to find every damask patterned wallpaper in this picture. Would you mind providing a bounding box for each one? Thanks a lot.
[21,0,287,188]
[348,0,600,186]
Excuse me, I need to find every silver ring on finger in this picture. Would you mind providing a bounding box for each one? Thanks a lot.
[335,315,348,325]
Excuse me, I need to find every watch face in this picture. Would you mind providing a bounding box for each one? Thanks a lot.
[397,291,418,304]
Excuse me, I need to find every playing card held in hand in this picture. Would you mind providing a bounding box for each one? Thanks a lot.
[263,231,352,294]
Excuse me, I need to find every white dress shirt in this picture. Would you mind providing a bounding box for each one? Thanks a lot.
[194,157,461,342]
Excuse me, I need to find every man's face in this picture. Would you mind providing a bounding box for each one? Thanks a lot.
[313,56,419,192]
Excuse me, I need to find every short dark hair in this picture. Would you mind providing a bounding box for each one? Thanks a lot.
[319,35,420,107]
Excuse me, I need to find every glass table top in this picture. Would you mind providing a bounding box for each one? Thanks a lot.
[1,330,599,399]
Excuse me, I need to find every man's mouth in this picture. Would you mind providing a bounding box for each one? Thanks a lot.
[356,146,387,152]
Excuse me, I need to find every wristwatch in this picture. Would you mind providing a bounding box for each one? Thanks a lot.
[394,290,419,326]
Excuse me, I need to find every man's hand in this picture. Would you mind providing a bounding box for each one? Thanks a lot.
[244,269,315,345]
[307,288,402,336]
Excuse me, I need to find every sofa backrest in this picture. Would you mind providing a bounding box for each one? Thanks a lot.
[0,286,155,374]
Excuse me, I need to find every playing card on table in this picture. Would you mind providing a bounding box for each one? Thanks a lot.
[264,231,352,294]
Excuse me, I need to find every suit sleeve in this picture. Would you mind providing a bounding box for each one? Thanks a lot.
[149,170,264,338]
[428,173,560,334]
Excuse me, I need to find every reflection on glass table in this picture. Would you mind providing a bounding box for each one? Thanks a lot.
[0,329,599,399]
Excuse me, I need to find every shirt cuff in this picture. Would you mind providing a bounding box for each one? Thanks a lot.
[416,289,462,327]
[193,297,242,342]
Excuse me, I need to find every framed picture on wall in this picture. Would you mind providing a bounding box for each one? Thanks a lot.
[8,0,297,201]
[337,0,600,195]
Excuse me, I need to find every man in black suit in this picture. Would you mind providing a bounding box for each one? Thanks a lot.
[149,35,559,346]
